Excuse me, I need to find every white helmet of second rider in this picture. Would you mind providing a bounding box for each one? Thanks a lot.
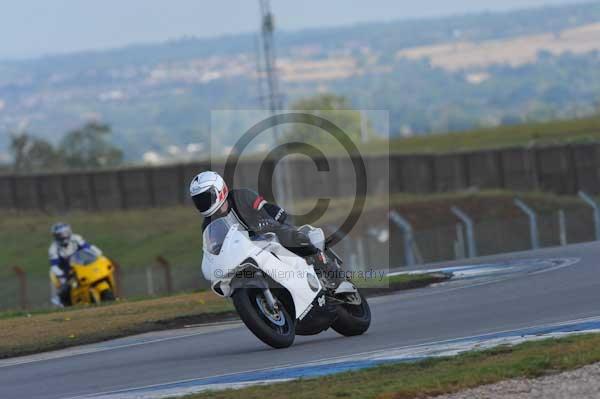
[190,171,229,217]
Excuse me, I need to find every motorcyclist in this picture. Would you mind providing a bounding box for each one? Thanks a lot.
[49,223,102,306]
[190,171,322,258]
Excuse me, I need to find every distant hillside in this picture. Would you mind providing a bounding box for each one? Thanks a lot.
[1,2,600,161]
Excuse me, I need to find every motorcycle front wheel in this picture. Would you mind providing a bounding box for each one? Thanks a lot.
[331,290,371,336]
[233,286,295,349]
[100,289,115,302]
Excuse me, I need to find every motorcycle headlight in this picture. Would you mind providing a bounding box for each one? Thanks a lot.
[307,273,320,292]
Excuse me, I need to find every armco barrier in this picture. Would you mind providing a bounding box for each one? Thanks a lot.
[1,201,598,311]
[1,143,600,212]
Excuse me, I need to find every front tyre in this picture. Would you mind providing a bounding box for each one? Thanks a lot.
[100,290,115,302]
[331,291,371,336]
[233,286,295,349]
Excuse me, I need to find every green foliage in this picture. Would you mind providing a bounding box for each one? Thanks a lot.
[10,133,64,173]
[291,94,351,110]
[6,123,124,173]
[59,122,123,169]
[282,94,372,148]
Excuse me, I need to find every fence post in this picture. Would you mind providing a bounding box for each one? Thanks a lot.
[355,238,367,271]
[116,170,127,210]
[109,258,122,297]
[9,175,18,210]
[558,209,567,246]
[156,256,173,294]
[341,237,354,271]
[349,252,359,272]
[388,211,416,266]
[514,198,540,249]
[13,267,29,309]
[578,191,600,241]
[454,223,466,260]
[146,266,155,296]
[451,206,478,258]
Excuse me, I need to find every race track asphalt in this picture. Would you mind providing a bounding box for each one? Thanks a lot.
[2,242,600,399]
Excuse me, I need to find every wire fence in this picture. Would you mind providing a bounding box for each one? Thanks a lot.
[0,263,210,311]
[1,204,597,311]
[383,207,596,269]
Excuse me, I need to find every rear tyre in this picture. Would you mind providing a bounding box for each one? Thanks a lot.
[100,290,115,302]
[233,285,295,349]
[331,290,371,337]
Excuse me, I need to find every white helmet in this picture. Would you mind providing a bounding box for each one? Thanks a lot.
[190,171,229,217]
[51,222,72,247]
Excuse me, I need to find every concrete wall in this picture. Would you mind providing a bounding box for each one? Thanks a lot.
[2,143,600,211]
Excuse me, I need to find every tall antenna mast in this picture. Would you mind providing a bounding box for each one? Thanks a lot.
[253,34,266,109]
[258,0,281,114]
[257,0,291,208]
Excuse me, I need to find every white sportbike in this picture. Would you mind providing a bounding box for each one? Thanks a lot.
[202,215,371,348]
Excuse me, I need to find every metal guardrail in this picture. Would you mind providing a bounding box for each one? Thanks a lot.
[451,206,478,258]
[388,211,416,266]
[514,198,540,250]
[558,209,567,246]
[578,191,600,241]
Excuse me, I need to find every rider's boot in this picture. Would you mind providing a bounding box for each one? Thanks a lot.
[58,283,72,307]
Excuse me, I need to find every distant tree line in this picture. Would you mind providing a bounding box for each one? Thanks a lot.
[8,122,123,174]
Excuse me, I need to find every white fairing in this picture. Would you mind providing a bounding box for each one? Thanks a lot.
[201,217,321,320]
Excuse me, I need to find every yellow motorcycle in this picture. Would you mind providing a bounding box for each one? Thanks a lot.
[50,248,117,305]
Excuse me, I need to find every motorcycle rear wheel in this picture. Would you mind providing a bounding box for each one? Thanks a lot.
[331,290,371,336]
[233,286,295,349]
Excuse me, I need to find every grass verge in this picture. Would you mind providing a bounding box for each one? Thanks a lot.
[386,272,450,290]
[0,206,203,279]
[180,333,600,399]
[0,291,234,359]
[356,272,451,293]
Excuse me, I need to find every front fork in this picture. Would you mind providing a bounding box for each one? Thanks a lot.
[250,271,280,312]
[262,288,279,311]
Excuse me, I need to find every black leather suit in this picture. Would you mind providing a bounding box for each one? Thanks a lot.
[202,189,319,257]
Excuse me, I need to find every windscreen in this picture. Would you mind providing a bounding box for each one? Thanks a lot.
[70,248,98,266]
[202,216,241,255]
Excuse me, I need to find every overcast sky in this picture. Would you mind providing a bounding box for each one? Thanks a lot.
[0,0,591,60]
